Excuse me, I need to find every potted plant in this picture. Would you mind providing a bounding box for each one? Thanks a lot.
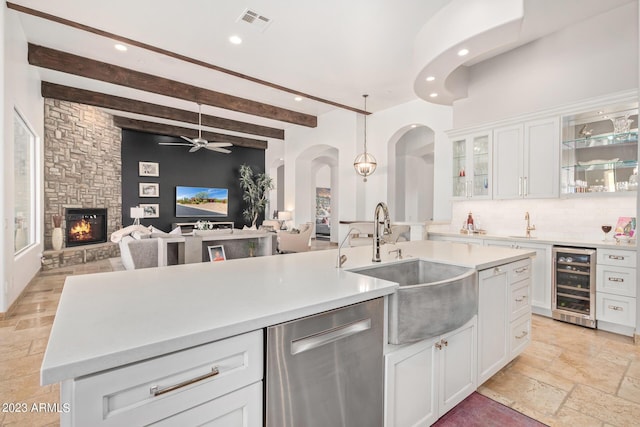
[239,164,274,229]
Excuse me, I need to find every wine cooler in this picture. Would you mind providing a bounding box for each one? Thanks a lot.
[552,246,597,328]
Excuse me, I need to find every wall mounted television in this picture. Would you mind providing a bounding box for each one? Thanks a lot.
[175,186,229,217]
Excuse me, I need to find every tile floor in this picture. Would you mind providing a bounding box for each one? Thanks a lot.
[1,252,639,426]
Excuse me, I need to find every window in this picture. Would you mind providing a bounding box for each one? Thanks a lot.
[13,109,37,254]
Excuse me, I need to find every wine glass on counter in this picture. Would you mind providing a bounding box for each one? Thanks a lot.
[601,225,612,241]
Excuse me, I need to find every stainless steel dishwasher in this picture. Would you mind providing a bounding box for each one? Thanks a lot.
[266,297,384,427]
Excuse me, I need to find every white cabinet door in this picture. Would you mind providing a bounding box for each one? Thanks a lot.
[524,117,560,198]
[477,266,509,385]
[493,124,524,199]
[385,316,478,427]
[493,118,559,199]
[451,132,492,200]
[439,317,477,414]
[385,338,438,427]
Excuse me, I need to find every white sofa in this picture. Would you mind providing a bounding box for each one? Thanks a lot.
[277,222,313,253]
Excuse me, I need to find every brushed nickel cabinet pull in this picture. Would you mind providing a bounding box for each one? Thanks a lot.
[515,267,529,274]
[515,331,528,339]
[435,342,442,350]
[608,255,624,260]
[608,277,624,282]
[518,177,523,196]
[442,339,448,347]
[515,296,527,302]
[608,305,624,311]
[494,267,502,274]
[150,366,220,397]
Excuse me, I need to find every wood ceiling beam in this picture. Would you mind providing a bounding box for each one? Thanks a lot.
[41,82,284,140]
[113,116,268,150]
[29,44,317,127]
[8,2,368,116]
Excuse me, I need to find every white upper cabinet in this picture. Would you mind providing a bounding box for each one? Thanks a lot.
[493,117,559,199]
[451,132,492,200]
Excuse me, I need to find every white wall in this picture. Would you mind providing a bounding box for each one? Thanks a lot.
[2,8,44,312]
[280,100,452,244]
[453,2,639,128]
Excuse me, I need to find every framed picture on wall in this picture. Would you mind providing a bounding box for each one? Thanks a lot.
[139,161,159,177]
[208,245,226,262]
[139,183,159,197]
[140,204,159,218]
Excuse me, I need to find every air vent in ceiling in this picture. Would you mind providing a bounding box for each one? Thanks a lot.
[237,8,272,32]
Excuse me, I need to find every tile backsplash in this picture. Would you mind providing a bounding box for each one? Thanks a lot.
[433,197,636,241]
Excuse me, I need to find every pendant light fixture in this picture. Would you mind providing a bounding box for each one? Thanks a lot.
[353,94,377,182]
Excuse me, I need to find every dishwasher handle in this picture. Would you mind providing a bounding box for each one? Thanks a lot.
[290,318,372,355]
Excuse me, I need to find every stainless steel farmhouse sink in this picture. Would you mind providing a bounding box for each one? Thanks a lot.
[350,259,477,344]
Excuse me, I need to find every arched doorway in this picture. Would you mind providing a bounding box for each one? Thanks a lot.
[295,145,339,242]
[387,126,435,223]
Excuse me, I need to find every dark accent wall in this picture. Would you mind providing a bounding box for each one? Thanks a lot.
[122,129,265,231]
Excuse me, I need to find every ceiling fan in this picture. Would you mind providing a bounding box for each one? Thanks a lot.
[158,103,233,154]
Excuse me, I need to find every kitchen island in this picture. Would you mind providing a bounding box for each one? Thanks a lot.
[41,240,534,426]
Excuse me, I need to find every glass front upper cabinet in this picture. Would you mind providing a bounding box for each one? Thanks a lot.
[561,103,638,195]
[452,133,491,199]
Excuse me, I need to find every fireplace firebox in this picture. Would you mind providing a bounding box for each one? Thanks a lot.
[65,208,108,247]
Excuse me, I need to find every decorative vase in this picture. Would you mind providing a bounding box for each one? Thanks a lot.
[14,228,26,251]
[52,227,63,251]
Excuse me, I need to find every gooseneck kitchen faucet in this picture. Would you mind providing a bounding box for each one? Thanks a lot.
[373,202,391,262]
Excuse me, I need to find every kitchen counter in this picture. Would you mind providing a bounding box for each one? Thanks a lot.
[41,240,533,385]
[428,231,637,251]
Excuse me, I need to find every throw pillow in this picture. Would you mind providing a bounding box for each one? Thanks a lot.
[169,226,182,235]
[290,228,300,234]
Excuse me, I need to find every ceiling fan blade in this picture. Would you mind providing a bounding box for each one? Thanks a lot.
[159,142,191,146]
[206,142,233,148]
[181,135,196,144]
[205,146,231,154]
[189,146,202,152]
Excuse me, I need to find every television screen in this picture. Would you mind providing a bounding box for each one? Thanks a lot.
[176,186,229,217]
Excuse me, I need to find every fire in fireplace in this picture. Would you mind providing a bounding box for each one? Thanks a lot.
[65,208,108,247]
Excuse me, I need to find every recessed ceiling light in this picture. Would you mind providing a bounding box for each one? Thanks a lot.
[426,76,435,82]
[429,93,438,98]
[229,35,243,45]
[294,96,303,102]
[411,124,417,128]
[114,44,127,52]
[457,48,469,57]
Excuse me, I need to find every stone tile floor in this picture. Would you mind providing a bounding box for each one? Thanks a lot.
[1,256,639,426]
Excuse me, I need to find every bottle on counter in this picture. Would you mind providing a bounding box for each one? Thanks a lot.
[466,212,474,232]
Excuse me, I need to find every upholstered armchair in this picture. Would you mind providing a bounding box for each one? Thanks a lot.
[277,222,313,253]
[384,225,411,244]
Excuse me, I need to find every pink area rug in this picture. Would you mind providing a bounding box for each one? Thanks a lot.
[433,392,548,427]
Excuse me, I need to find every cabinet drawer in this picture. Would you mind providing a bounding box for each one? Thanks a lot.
[510,279,531,321]
[509,315,531,358]
[70,330,263,427]
[508,259,532,283]
[597,249,636,268]
[596,293,636,327]
[151,381,262,426]
[597,265,636,297]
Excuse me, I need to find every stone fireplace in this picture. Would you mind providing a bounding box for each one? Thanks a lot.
[65,208,108,247]
[42,99,122,269]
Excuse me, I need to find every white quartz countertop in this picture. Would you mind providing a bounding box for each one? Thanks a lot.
[429,231,637,251]
[41,240,533,385]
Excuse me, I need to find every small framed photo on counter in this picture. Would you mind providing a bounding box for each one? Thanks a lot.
[208,245,226,262]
